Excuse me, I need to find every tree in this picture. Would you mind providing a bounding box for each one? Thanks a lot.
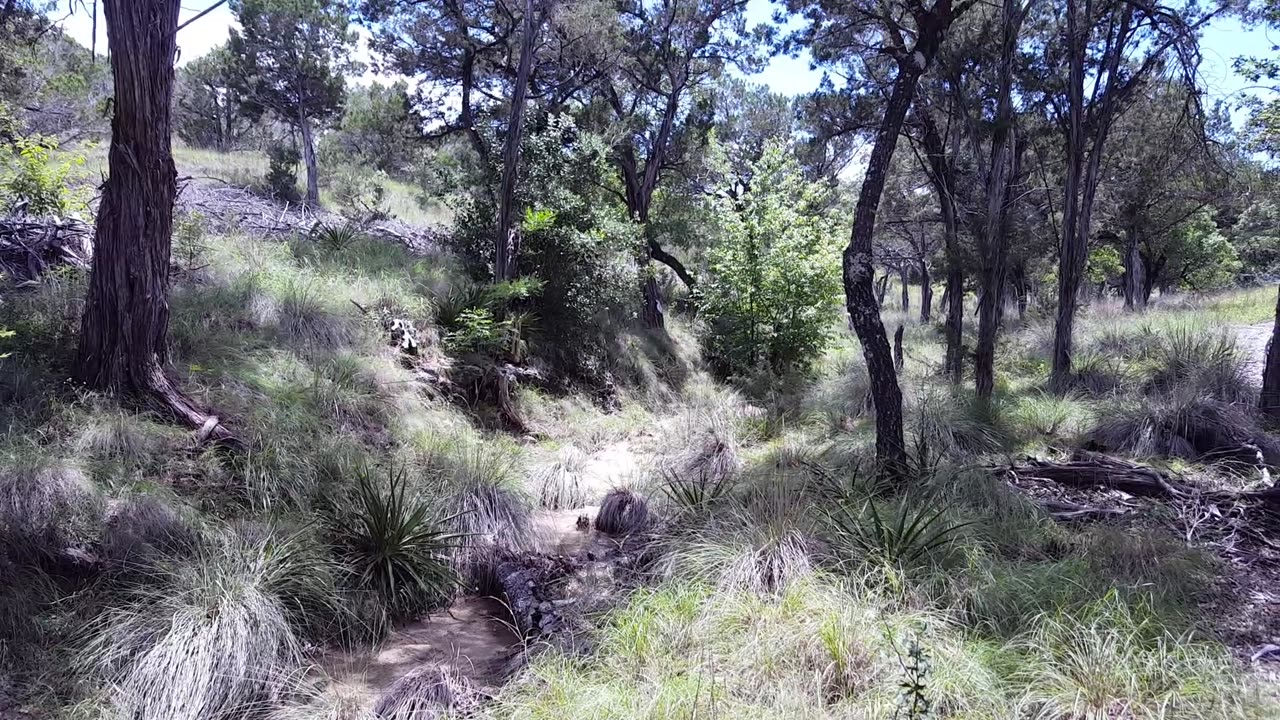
[229,0,356,206]
[1040,0,1216,390]
[76,0,232,442]
[174,44,248,151]
[791,0,977,479]
[600,0,767,328]
[329,80,420,174]
[1263,285,1280,419]
[701,140,843,376]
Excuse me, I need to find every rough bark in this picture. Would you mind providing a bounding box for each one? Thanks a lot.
[917,107,964,384]
[844,2,965,480]
[494,0,539,281]
[1261,285,1280,420]
[974,0,1028,401]
[1122,223,1145,310]
[919,257,933,323]
[75,0,235,445]
[299,110,320,206]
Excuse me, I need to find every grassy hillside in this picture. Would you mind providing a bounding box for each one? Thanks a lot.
[1,146,1278,719]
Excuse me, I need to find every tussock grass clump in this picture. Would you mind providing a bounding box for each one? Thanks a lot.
[1005,392,1094,445]
[1146,326,1251,403]
[373,664,480,720]
[100,494,201,570]
[1015,592,1256,719]
[1088,393,1274,461]
[663,488,816,593]
[73,411,176,464]
[83,528,350,720]
[0,456,102,560]
[661,410,742,490]
[1071,350,1133,394]
[278,280,356,349]
[433,442,533,593]
[596,488,651,536]
[800,351,870,431]
[531,445,588,510]
[270,686,375,720]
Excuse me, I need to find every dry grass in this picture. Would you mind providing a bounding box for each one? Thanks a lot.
[81,527,348,720]
[530,445,589,510]
[373,665,480,720]
[595,488,651,536]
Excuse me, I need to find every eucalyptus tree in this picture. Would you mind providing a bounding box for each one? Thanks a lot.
[787,0,980,478]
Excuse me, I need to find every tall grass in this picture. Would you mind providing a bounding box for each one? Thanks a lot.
[83,527,351,720]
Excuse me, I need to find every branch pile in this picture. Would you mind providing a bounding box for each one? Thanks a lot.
[0,215,90,283]
[1001,450,1280,521]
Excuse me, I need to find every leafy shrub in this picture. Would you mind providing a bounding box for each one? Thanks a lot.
[329,167,391,224]
[0,133,85,215]
[333,465,460,620]
[265,144,301,203]
[450,113,638,379]
[700,140,842,376]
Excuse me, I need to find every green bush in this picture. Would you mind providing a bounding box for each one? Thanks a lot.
[0,133,85,216]
[450,113,638,379]
[701,140,842,376]
[265,144,301,203]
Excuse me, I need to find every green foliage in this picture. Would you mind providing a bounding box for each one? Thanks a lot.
[701,140,843,376]
[265,144,301,203]
[228,0,355,129]
[328,166,390,223]
[894,634,933,720]
[452,114,637,377]
[0,132,85,215]
[826,489,974,569]
[174,44,247,151]
[1166,210,1240,292]
[325,80,420,175]
[1085,244,1123,287]
[334,464,461,620]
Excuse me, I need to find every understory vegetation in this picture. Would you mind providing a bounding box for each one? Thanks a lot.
[4,0,1280,718]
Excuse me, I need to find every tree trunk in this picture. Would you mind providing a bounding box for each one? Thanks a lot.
[899,266,910,313]
[917,106,964,385]
[76,0,234,444]
[1122,223,1145,311]
[919,257,933,323]
[893,324,905,371]
[1261,285,1280,420]
[975,0,1027,401]
[299,110,320,206]
[875,273,890,307]
[1050,0,1133,391]
[845,64,923,481]
[494,0,538,282]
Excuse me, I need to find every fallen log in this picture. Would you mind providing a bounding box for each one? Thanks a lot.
[1011,450,1189,498]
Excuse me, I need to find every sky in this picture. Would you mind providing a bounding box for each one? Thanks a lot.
[53,0,1279,124]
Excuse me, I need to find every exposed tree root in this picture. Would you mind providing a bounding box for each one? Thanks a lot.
[141,364,242,449]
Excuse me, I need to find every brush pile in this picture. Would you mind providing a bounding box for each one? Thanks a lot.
[0,215,90,283]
